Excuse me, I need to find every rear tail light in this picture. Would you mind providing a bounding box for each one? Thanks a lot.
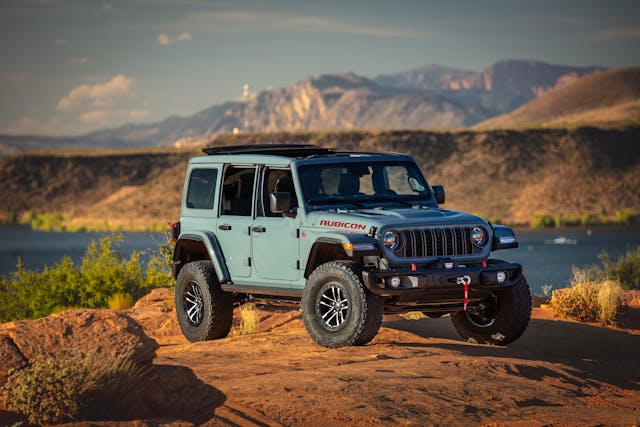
[171,222,180,242]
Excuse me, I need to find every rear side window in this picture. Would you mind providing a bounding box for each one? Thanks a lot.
[221,166,255,216]
[186,169,218,209]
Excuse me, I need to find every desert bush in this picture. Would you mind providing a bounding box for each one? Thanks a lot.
[0,352,148,425]
[531,213,555,229]
[599,246,640,290]
[0,234,174,322]
[108,293,135,310]
[615,209,640,226]
[551,267,622,323]
[237,303,260,335]
[144,231,174,289]
[541,284,553,299]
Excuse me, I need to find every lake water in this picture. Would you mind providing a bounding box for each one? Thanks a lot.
[1,225,639,294]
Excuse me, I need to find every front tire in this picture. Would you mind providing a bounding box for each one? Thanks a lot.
[451,275,532,345]
[302,261,383,348]
[175,260,233,342]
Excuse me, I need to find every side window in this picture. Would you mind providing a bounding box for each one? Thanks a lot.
[259,168,296,217]
[186,169,217,209]
[221,166,255,216]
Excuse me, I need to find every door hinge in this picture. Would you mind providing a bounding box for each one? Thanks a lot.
[296,228,300,238]
[296,260,300,270]
[248,257,252,267]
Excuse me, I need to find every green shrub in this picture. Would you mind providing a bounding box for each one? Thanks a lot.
[580,213,599,227]
[555,214,581,227]
[0,352,148,425]
[615,209,640,226]
[144,231,174,289]
[599,246,640,290]
[531,213,555,229]
[0,234,174,322]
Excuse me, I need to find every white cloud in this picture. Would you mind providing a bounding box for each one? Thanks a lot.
[79,110,109,123]
[57,74,135,112]
[157,33,171,46]
[595,26,640,41]
[129,110,150,120]
[183,11,429,38]
[177,32,192,42]
[69,57,88,65]
[157,32,193,46]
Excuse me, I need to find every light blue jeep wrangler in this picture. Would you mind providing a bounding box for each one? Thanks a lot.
[172,144,531,348]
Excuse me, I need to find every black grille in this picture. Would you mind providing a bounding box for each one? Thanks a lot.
[393,227,473,258]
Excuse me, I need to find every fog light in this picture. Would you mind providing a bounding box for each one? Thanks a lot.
[388,276,401,288]
[497,271,506,283]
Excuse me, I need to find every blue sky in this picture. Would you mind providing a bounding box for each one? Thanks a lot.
[1,0,639,136]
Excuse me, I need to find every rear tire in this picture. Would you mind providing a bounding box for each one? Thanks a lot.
[302,261,383,348]
[175,260,233,342]
[451,275,531,345]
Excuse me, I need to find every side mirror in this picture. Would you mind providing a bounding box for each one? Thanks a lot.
[432,185,445,204]
[270,192,291,213]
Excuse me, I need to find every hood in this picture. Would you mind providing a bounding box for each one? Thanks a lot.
[305,207,486,232]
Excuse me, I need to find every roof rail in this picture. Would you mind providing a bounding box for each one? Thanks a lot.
[202,144,334,157]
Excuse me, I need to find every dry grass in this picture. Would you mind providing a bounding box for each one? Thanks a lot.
[399,311,427,320]
[107,293,136,310]
[237,303,260,335]
[551,268,622,324]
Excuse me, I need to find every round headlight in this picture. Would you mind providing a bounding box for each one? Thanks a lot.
[471,226,487,247]
[383,230,400,250]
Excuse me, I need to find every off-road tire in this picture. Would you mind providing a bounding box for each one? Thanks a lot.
[302,261,383,348]
[451,275,532,345]
[175,260,233,342]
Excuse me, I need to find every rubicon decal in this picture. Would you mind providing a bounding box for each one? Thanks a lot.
[319,220,367,231]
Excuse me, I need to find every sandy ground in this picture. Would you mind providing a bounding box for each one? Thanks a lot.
[153,306,640,426]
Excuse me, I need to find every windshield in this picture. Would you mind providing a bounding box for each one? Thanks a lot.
[298,161,434,207]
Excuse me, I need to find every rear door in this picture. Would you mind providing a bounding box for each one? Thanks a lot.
[215,165,257,278]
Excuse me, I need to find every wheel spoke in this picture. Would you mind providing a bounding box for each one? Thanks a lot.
[319,300,333,308]
[326,311,338,326]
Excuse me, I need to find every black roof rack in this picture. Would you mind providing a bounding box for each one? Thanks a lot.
[202,144,334,157]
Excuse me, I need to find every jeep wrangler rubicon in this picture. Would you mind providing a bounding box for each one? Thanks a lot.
[172,144,531,348]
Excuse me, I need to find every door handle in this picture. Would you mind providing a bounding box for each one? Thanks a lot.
[218,224,232,231]
[252,226,266,233]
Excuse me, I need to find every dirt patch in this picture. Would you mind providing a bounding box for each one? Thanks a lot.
[153,309,640,426]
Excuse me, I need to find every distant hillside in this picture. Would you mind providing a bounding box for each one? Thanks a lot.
[0,60,605,155]
[1,126,638,229]
[477,68,640,129]
[374,60,602,114]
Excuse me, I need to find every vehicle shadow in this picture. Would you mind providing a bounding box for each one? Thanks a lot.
[383,315,640,390]
[114,363,226,423]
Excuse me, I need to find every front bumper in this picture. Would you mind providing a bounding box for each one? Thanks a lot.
[361,262,522,299]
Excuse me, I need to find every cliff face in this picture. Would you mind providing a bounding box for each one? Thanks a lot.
[374,60,602,98]
[1,127,638,228]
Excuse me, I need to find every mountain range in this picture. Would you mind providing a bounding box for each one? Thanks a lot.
[0,60,622,155]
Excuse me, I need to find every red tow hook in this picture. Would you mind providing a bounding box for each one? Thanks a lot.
[456,275,472,311]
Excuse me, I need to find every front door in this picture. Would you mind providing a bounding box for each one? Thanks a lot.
[215,165,256,278]
[251,167,300,281]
